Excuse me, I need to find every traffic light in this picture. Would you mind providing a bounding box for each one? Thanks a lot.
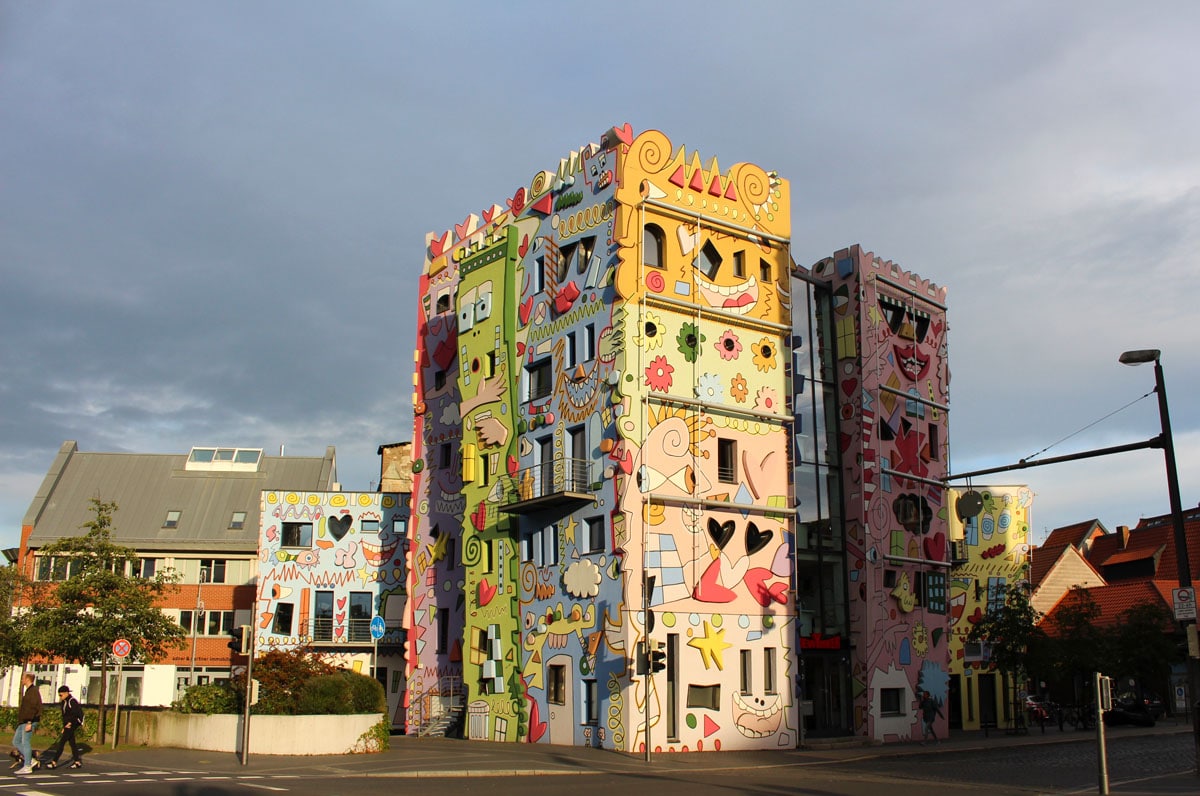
[227,624,250,655]
[1099,675,1114,712]
[635,640,648,676]
[648,641,666,673]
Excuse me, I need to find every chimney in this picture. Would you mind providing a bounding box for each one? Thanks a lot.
[1118,525,1130,548]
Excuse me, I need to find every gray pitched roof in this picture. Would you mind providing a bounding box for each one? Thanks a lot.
[23,441,337,552]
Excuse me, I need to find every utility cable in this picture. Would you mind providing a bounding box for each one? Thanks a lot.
[1022,388,1154,463]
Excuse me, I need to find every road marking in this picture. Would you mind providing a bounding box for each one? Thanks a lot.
[239,783,287,792]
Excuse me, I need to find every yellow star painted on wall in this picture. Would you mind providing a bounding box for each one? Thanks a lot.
[687,620,731,670]
[430,533,448,563]
[563,516,577,546]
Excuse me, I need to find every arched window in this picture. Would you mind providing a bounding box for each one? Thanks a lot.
[643,224,665,269]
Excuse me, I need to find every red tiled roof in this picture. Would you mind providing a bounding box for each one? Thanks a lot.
[1101,545,1164,567]
[1042,520,1104,551]
[1042,580,1172,630]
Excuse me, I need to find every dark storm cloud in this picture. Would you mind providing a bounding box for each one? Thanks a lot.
[2,0,1198,544]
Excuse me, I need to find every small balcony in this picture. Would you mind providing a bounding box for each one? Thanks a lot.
[311,617,375,645]
[500,458,594,514]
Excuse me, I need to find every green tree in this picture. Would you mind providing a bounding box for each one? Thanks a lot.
[1043,586,1112,704]
[0,565,33,667]
[968,581,1045,722]
[23,498,185,734]
[1109,601,1178,701]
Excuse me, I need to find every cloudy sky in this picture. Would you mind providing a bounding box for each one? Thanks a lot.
[3,1,1198,551]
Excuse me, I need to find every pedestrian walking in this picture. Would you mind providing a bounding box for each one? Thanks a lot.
[919,690,942,745]
[40,686,84,769]
[12,672,42,774]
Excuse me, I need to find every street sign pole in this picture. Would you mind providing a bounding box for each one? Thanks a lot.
[370,616,386,679]
[111,638,130,749]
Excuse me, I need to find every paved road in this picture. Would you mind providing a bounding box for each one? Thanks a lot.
[2,719,1195,795]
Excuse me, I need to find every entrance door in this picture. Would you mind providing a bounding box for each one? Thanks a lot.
[948,675,962,729]
[547,655,574,744]
[979,673,998,729]
[802,654,851,736]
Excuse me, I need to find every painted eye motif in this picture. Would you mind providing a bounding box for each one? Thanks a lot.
[475,291,492,322]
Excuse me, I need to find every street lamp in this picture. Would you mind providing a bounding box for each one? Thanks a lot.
[1119,348,1199,775]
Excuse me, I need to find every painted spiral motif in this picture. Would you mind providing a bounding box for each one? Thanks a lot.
[462,533,484,567]
[734,162,771,208]
[632,129,672,175]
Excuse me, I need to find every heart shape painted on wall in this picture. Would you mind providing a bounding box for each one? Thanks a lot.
[706,518,735,551]
[327,515,352,542]
[745,521,773,556]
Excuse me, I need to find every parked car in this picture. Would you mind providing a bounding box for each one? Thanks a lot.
[1103,693,1156,727]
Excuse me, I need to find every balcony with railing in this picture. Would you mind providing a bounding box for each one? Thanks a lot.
[500,457,594,514]
[310,617,376,644]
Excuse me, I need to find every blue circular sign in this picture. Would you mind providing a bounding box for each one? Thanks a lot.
[370,616,386,640]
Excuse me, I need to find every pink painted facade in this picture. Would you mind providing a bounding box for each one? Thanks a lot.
[813,246,951,742]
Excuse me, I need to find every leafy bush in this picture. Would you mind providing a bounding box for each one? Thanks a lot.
[173,682,240,715]
[0,705,98,742]
[339,669,386,714]
[294,670,385,715]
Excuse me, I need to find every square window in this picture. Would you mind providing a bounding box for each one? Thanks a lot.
[439,443,452,469]
[163,510,181,529]
[880,687,904,716]
[686,684,721,710]
[273,603,294,635]
[759,258,773,283]
[526,360,552,402]
[361,520,380,534]
[434,370,447,390]
[230,511,246,530]
[717,438,737,483]
[139,558,157,579]
[282,522,313,548]
[586,517,605,554]
[199,559,226,584]
[733,250,745,278]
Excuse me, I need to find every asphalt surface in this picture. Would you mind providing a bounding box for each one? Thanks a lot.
[53,715,1200,793]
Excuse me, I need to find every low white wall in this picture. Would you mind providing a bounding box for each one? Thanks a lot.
[128,712,383,755]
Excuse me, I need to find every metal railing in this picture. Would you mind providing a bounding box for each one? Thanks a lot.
[407,675,464,737]
[310,617,373,643]
[503,458,592,505]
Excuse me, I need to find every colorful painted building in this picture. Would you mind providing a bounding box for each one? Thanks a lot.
[946,485,1033,730]
[256,490,411,729]
[405,126,952,750]
[811,247,952,742]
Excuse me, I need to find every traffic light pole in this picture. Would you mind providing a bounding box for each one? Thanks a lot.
[643,573,652,763]
[240,624,255,766]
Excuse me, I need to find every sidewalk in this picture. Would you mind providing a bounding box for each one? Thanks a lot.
[79,716,1198,791]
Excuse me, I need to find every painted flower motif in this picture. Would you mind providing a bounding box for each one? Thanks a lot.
[730,373,749,403]
[714,330,742,361]
[695,373,724,403]
[644,355,674,392]
[635,310,665,351]
[676,322,705,363]
[752,337,778,372]
[754,386,781,414]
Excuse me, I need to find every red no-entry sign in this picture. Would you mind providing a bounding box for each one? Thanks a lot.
[112,638,131,658]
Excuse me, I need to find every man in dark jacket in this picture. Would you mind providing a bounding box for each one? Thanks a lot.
[12,672,41,774]
[42,685,84,769]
